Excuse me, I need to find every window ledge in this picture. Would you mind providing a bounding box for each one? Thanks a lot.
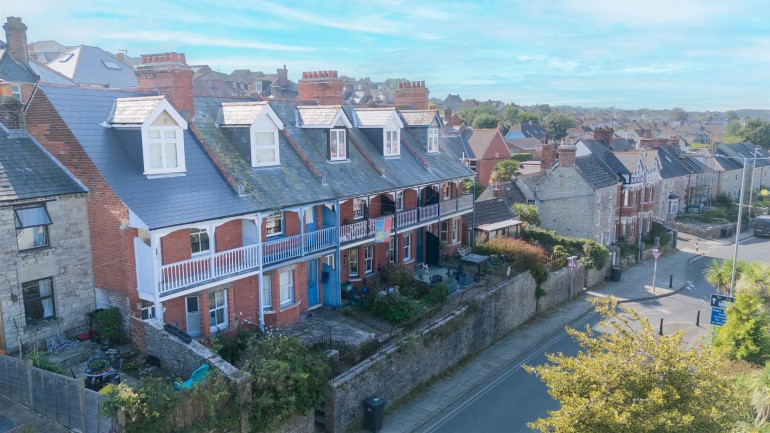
[279,302,299,312]
[329,159,350,163]
[144,172,186,179]
[24,317,58,330]
[18,246,55,256]
[403,258,414,264]
[348,277,362,282]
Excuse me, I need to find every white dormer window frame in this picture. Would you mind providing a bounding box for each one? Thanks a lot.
[330,129,347,161]
[139,102,188,177]
[384,129,400,156]
[427,127,439,153]
[251,128,280,167]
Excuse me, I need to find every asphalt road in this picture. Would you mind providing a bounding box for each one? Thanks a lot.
[418,237,768,433]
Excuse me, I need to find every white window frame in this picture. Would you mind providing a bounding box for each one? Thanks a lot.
[265,212,283,237]
[143,125,185,175]
[353,198,366,220]
[209,288,228,332]
[330,129,347,161]
[444,184,452,200]
[389,237,396,263]
[403,233,411,262]
[279,270,294,307]
[349,248,359,277]
[667,198,679,214]
[11,84,22,101]
[395,191,404,212]
[441,221,449,243]
[384,129,400,156]
[262,275,272,311]
[427,127,438,153]
[365,245,374,274]
[251,129,279,167]
[452,218,459,244]
[190,228,210,256]
[324,253,335,269]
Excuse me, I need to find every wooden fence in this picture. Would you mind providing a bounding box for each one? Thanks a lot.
[0,355,117,433]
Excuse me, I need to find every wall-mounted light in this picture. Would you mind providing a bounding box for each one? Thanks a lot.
[10,294,17,302]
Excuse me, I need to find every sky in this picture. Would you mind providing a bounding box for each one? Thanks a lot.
[3,0,770,111]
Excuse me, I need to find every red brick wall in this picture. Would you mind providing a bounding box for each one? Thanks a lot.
[394,81,429,110]
[262,211,301,239]
[297,71,343,105]
[161,229,191,265]
[136,53,194,118]
[216,220,243,251]
[340,200,354,224]
[369,195,381,218]
[163,296,186,330]
[26,88,140,316]
[263,263,308,328]
[404,189,417,209]
[232,275,259,325]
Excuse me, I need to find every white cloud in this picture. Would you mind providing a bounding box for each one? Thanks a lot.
[103,31,316,52]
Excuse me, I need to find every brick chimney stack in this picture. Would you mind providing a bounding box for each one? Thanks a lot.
[593,126,614,144]
[3,17,29,65]
[136,52,194,118]
[0,80,24,129]
[297,70,343,105]
[277,65,288,83]
[558,144,576,167]
[394,80,429,109]
[541,143,555,170]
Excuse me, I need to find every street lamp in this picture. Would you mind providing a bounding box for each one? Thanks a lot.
[729,157,747,296]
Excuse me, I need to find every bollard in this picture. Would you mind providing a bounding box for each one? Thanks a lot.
[669,274,673,288]
[696,310,700,327]
[659,318,664,336]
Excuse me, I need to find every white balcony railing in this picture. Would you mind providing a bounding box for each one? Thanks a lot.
[396,208,418,229]
[340,220,372,243]
[458,194,474,211]
[263,234,303,266]
[159,243,260,294]
[304,226,338,254]
[419,203,439,221]
[439,199,457,215]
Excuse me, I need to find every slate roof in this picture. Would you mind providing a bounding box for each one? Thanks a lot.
[297,106,341,126]
[474,199,517,226]
[717,142,770,170]
[477,181,527,206]
[574,154,620,189]
[504,130,525,139]
[441,129,475,159]
[28,59,76,85]
[506,137,542,151]
[46,46,138,89]
[520,123,545,139]
[399,110,437,127]
[0,50,37,83]
[656,146,692,179]
[191,98,475,209]
[219,101,271,126]
[580,139,630,175]
[40,85,255,229]
[107,96,164,124]
[466,129,500,158]
[0,126,86,202]
[353,107,395,127]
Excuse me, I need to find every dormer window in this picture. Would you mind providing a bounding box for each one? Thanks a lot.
[145,126,182,172]
[385,129,400,156]
[252,130,279,167]
[428,127,438,153]
[330,129,347,161]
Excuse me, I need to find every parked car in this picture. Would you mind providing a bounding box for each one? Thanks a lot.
[755,215,770,238]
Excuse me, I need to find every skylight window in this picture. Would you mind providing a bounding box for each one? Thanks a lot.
[59,53,74,62]
[102,60,122,70]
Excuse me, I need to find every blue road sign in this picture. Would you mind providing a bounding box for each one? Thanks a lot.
[711,307,727,326]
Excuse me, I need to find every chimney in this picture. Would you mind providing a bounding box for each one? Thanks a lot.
[395,80,430,109]
[297,70,343,105]
[541,143,554,171]
[3,17,29,65]
[135,52,194,118]
[0,81,24,129]
[593,126,614,144]
[277,65,288,83]
[492,184,501,199]
[558,144,576,167]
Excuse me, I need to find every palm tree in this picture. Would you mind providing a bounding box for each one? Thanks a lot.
[734,363,770,432]
[738,262,770,292]
[704,259,735,295]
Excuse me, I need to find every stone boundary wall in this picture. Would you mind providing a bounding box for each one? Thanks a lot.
[326,265,584,433]
[668,220,734,240]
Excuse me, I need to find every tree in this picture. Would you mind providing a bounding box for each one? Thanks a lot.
[526,297,742,433]
[512,203,540,226]
[456,105,498,127]
[535,104,552,116]
[384,78,407,92]
[545,113,577,140]
[726,120,743,142]
[490,160,520,184]
[704,258,737,294]
[472,113,500,129]
[518,112,541,125]
[501,105,520,127]
[739,119,770,150]
[712,290,770,365]
[669,107,688,123]
[734,363,770,432]
[726,110,740,122]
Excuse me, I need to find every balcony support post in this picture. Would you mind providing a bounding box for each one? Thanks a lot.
[151,230,164,323]
[256,213,265,332]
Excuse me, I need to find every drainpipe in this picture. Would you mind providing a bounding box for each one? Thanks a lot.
[471,178,476,247]
[335,199,342,307]
[256,213,264,332]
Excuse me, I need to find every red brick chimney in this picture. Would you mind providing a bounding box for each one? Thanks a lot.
[3,17,29,65]
[0,80,24,129]
[541,143,554,170]
[558,144,576,167]
[394,81,429,109]
[136,52,194,118]
[593,126,614,144]
[297,70,343,105]
[277,65,288,83]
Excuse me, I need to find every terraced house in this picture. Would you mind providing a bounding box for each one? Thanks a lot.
[25,52,474,338]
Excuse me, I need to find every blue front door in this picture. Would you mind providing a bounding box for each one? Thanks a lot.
[322,261,340,307]
[308,259,320,307]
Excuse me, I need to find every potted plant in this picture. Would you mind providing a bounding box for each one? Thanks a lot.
[87,356,109,374]
[92,307,126,349]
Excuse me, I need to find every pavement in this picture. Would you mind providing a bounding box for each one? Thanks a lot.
[366,231,751,433]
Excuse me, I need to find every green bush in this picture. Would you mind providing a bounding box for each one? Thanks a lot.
[364,292,426,325]
[102,378,178,433]
[531,263,549,286]
[93,307,126,346]
[644,221,671,247]
[522,227,609,269]
[473,237,547,269]
[379,263,414,290]
[422,283,450,307]
[23,351,66,375]
[240,335,331,430]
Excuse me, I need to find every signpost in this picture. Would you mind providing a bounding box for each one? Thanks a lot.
[651,248,660,293]
[710,293,735,327]
[567,256,577,300]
